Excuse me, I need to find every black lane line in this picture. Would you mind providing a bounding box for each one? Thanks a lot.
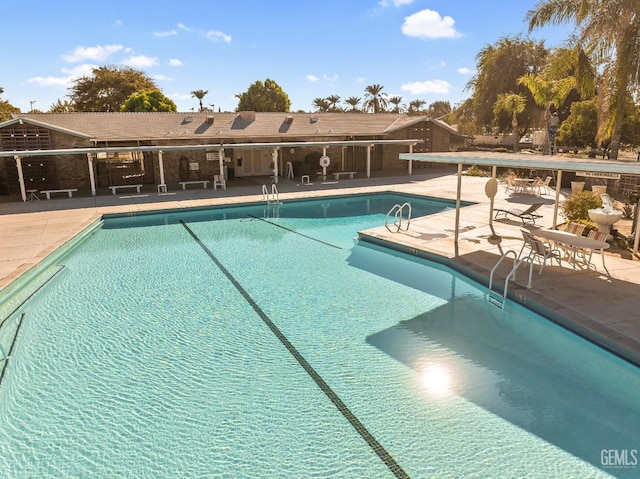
[0,313,25,387]
[180,220,409,479]
[247,214,343,250]
[0,265,65,330]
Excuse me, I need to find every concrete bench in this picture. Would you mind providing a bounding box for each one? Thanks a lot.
[179,180,210,190]
[109,184,143,195]
[332,171,357,180]
[40,188,78,199]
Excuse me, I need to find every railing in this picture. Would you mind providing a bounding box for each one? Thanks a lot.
[262,184,280,205]
[384,202,411,233]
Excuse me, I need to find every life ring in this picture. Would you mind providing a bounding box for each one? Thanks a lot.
[319,156,330,167]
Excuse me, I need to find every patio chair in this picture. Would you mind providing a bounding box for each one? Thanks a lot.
[529,177,543,195]
[575,230,610,267]
[494,203,544,225]
[566,222,587,236]
[541,176,553,195]
[519,229,562,274]
[504,175,517,194]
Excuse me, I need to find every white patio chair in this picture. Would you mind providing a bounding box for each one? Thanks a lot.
[519,230,562,274]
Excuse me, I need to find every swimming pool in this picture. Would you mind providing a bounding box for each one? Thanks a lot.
[0,193,638,478]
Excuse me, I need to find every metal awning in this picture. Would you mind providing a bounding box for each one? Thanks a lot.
[398,151,640,256]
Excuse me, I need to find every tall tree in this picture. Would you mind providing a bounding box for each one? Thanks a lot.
[0,87,20,121]
[493,93,527,152]
[312,98,330,112]
[344,96,361,112]
[388,96,405,113]
[191,89,208,112]
[49,99,76,113]
[235,78,291,112]
[466,36,548,134]
[120,89,177,112]
[429,101,452,119]
[408,99,426,115]
[363,84,388,113]
[527,0,640,159]
[326,95,342,112]
[69,66,157,112]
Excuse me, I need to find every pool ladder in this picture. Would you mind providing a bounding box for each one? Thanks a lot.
[262,184,280,204]
[385,202,411,232]
[488,250,535,309]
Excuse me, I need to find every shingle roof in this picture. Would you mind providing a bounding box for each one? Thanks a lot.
[9,111,454,142]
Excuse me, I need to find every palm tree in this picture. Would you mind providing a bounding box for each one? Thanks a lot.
[312,97,330,112]
[493,93,527,152]
[344,96,361,112]
[191,89,208,112]
[388,96,405,113]
[326,95,341,112]
[408,99,426,115]
[363,84,388,113]
[527,0,640,159]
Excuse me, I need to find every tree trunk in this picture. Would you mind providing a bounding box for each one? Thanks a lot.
[609,122,623,160]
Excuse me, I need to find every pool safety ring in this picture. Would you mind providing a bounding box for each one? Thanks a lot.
[319,156,330,167]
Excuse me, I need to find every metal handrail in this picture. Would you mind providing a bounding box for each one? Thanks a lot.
[385,202,411,232]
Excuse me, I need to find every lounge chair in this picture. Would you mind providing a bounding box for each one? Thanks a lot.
[494,203,544,225]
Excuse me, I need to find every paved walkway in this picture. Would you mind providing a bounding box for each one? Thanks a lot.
[2,167,640,365]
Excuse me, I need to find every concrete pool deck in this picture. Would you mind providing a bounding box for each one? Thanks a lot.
[2,166,640,365]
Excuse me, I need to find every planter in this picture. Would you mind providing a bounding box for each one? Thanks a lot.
[592,185,607,196]
[571,181,585,193]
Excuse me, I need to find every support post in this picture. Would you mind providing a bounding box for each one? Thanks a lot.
[454,163,462,257]
[366,145,372,178]
[408,144,413,176]
[553,170,563,229]
[272,148,279,184]
[87,153,97,196]
[157,150,167,193]
[15,156,26,202]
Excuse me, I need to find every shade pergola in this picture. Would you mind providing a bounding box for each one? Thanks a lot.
[2,138,421,202]
[399,151,640,254]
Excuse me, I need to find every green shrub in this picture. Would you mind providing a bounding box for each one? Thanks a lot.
[492,147,508,153]
[464,165,490,177]
[561,191,602,221]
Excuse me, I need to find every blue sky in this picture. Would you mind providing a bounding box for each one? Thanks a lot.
[1,0,573,114]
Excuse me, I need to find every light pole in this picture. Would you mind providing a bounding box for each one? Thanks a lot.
[29,100,37,112]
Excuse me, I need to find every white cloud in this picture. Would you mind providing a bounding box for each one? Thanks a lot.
[356,77,366,83]
[26,75,72,87]
[122,55,159,68]
[401,79,451,95]
[306,74,337,83]
[378,0,413,7]
[63,44,124,62]
[177,23,191,31]
[152,74,173,81]
[402,9,460,39]
[114,19,123,27]
[457,67,472,75]
[61,64,97,76]
[169,58,183,67]
[154,29,178,37]
[205,30,232,43]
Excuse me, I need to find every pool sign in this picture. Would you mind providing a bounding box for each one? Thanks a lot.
[576,171,620,179]
[601,449,637,469]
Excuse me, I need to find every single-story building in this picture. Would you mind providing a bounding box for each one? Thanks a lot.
[0,112,464,200]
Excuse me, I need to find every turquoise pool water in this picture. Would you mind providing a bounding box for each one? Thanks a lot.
[0,193,638,478]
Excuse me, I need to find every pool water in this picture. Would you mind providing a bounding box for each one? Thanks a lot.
[0,193,638,478]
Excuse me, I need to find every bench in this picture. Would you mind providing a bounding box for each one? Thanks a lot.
[109,184,143,195]
[179,180,210,190]
[40,188,78,200]
[332,171,357,180]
